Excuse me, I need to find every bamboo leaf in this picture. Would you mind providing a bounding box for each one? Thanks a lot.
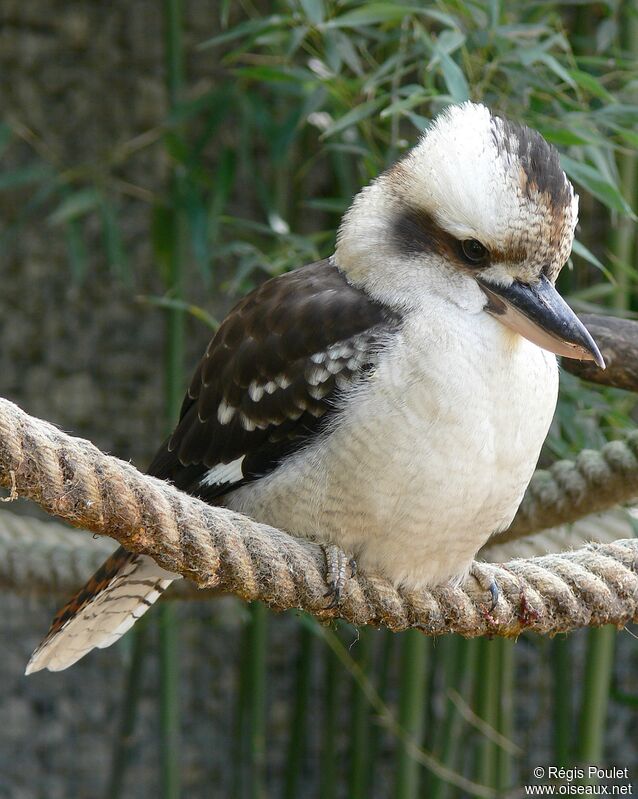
[326,4,420,28]
[561,155,635,217]
[614,127,638,148]
[436,50,470,103]
[321,97,385,138]
[0,163,52,191]
[537,53,577,88]
[299,0,324,25]
[568,68,614,101]
[136,294,219,328]
[234,65,314,83]
[571,238,608,274]
[540,126,592,147]
[48,187,100,226]
[198,15,286,49]
[325,4,456,29]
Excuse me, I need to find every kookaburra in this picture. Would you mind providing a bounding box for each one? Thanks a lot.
[27,102,603,673]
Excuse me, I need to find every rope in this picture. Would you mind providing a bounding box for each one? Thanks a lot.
[481,508,635,562]
[0,397,637,636]
[0,513,114,597]
[0,507,630,602]
[494,435,638,544]
[0,513,201,599]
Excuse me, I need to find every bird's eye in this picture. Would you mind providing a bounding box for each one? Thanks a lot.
[461,239,488,265]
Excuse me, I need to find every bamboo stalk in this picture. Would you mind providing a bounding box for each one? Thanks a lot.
[367,630,395,798]
[232,613,251,799]
[106,623,149,799]
[577,626,616,776]
[316,626,496,798]
[247,602,268,799]
[159,1,185,796]
[475,639,499,790]
[159,604,181,799]
[349,627,373,798]
[609,1,638,312]
[575,4,638,782]
[283,619,315,799]
[319,637,341,799]
[395,630,429,799]
[428,638,478,799]
[552,637,572,768]
[495,640,515,794]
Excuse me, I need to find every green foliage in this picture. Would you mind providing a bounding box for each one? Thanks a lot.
[3,2,636,287]
[2,1,637,450]
[2,2,637,796]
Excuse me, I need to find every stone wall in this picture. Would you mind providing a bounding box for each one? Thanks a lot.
[0,0,224,463]
[1,5,636,797]
[0,5,252,797]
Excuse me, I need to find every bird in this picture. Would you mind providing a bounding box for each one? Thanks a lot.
[26,101,604,674]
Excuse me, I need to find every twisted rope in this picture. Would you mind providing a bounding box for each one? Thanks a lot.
[481,508,634,562]
[0,513,202,599]
[0,513,115,598]
[0,397,637,636]
[495,435,638,544]
[0,508,631,599]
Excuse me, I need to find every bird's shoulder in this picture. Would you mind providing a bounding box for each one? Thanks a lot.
[147,258,402,498]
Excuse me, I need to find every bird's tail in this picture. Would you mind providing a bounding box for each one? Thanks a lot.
[26,546,176,674]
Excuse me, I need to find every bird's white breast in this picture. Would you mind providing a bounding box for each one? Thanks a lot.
[225,299,558,589]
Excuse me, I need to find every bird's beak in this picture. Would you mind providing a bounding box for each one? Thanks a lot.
[477,274,605,368]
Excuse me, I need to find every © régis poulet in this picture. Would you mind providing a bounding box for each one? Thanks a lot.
[27,101,604,674]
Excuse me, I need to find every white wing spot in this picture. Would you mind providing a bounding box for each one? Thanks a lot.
[217,399,236,425]
[248,381,264,402]
[307,366,330,386]
[325,357,343,375]
[200,456,245,488]
[308,385,328,400]
[240,413,257,432]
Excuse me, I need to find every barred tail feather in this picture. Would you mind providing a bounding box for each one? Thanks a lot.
[26,547,177,674]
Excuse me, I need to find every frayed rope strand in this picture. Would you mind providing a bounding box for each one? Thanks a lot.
[0,397,637,637]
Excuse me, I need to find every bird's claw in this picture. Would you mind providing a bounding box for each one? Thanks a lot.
[323,544,356,609]
[487,579,500,612]
[470,562,501,613]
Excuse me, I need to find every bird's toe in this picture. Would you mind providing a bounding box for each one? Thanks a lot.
[322,544,356,608]
[469,562,501,612]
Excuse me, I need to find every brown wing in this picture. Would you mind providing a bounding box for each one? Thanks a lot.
[26,259,399,673]
[147,259,401,500]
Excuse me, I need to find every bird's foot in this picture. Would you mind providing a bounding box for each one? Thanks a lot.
[469,562,500,614]
[498,565,539,626]
[322,544,356,609]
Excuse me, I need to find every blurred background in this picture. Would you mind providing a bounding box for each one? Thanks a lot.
[0,1,637,797]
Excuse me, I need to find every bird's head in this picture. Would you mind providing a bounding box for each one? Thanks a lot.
[335,101,604,368]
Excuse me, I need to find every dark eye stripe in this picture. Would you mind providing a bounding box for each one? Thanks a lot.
[392,206,495,270]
